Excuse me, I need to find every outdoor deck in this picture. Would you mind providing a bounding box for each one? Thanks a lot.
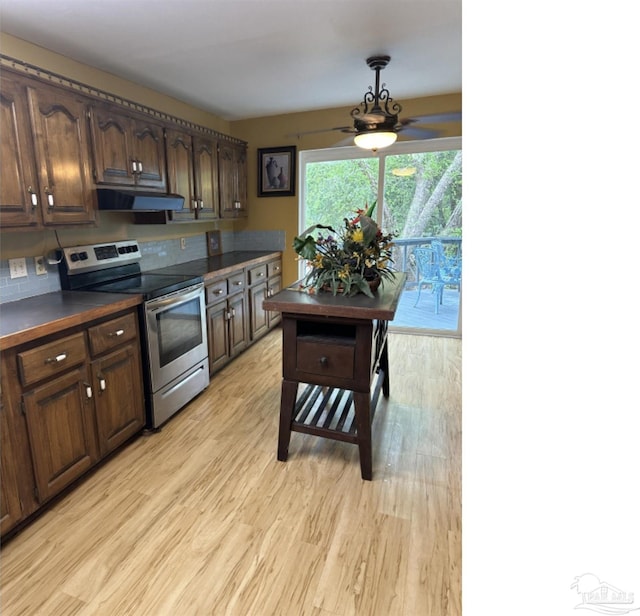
[390,285,461,333]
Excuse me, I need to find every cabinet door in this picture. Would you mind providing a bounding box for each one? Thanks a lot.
[27,85,97,226]
[192,136,220,220]
[249,281,269,341]
[219,142,247,218]
[229,292,248,356]
[166,128,196,221]
[130,116,166,189]
[22,366,98,503]
[207,299,231,374]
[266,276,282,328]
[0,75,41,228]
[91,343,145,457]
[1,391,23,535]
[88,104,135,185]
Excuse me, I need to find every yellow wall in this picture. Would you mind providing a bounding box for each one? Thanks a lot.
[1,34,462,287]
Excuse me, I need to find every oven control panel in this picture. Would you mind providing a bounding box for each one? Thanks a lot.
[62,240,141,274]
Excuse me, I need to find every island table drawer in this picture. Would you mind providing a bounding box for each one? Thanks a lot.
[295,338,355,380]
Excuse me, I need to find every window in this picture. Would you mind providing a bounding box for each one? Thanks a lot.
[300,137,462,336]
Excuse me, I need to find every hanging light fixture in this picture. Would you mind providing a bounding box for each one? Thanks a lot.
[351,55,402,152]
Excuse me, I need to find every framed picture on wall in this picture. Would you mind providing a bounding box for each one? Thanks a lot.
[257,146,296,197]
[207,230,222,256]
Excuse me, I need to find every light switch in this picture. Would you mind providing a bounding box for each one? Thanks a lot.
[9,257,28,279]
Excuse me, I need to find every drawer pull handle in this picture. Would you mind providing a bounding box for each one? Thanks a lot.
[45,352,67,364]
[85,383,93,399]
[233,281,243,286]
[99,377,106,391]
[108,329,125,337]
[214,289,224,295]
[257,272,265,277]
[319,356,328,367]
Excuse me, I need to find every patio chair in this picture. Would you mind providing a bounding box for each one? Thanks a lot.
[431,239,462,291]
[413,247,445,313]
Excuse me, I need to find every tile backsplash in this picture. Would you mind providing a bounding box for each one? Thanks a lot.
[0,230,285,304]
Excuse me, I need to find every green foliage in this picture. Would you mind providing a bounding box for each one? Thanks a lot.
[304,151,462,240]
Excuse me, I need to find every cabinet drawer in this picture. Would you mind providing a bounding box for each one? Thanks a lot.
[296,339,355,380]
[268,260,282,278]
[248,264,267,285]
[18,332,87,387]
[206,279,228,303]
[88,313,138,356]
[228,271,246,293]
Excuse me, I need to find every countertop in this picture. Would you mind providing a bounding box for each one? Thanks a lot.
[0,291,142,349]
[146,250,281,281]
[0,251,282,349]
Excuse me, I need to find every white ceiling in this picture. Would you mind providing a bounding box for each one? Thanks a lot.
[0,0,461,121]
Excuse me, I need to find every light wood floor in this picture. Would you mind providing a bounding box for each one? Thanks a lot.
[0,329,461,616]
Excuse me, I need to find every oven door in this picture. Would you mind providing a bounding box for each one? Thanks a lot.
[144,283,208,391]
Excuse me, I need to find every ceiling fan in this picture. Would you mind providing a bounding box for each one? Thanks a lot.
[291,55,461,151]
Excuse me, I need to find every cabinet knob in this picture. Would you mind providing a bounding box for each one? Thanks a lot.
[85,383,93,399]
[99,377,106,391]
[108,329,125,337]
[319,356,328,367]
[131,160,138,173]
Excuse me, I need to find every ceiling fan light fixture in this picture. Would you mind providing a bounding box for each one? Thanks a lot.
[351,55,402,151]
[354,130,397,151]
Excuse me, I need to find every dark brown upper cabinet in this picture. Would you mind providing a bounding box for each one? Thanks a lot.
[0,73,96,228]
[89,103,166,190]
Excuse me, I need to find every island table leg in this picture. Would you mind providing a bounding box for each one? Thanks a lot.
[277,379,298,462]
[353,391,373,480]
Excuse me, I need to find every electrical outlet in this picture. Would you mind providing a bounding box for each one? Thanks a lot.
[9,257,28,279]
[180,237,186,250]
[35,256,47,275]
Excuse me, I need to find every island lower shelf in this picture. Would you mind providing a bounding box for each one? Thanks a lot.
[288,371,386,444]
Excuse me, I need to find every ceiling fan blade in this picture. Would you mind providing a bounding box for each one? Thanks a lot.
[398,126,440,140]
[286,126,353,138]
[333,134,356,147]
[400,111,462,126]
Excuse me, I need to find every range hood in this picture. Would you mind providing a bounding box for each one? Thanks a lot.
[97,188,184,211]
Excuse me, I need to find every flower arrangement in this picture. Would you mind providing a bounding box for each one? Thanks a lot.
[293,202,396,297]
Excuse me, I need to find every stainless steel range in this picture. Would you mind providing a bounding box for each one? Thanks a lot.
[58,240,209,429]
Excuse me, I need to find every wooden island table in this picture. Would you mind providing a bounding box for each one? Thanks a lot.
[263,273,405,480]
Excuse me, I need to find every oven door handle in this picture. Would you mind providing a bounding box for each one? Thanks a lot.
[145,283,204,313]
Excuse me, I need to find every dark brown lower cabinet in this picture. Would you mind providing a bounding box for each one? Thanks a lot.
[207,278,248,375]
[1,391,23,536]
[0,307,145,538]
[22,366,98,503]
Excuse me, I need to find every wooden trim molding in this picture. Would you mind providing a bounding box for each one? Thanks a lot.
[0,54,247,147]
